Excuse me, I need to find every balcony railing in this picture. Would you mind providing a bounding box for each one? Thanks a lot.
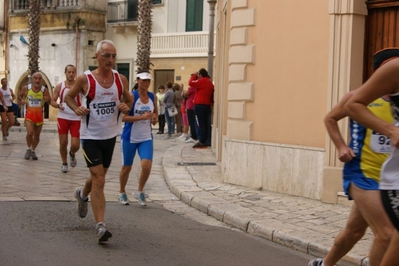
[12,0,80,11]
[151,32,213,58]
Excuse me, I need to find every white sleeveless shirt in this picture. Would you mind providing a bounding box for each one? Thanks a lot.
[80,70,123,140]
[380,91,399,190]
[0,87,13,106]
[57,81,81,121]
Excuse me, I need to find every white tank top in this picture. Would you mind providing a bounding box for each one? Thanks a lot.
[80,70,123,140]
[0,87,13,106]
[57,81,81,121]
[380,91,399,190]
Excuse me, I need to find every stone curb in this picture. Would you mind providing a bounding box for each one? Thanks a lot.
[162,145,369,266]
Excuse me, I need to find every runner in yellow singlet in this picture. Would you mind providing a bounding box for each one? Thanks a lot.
[18,72,50,160]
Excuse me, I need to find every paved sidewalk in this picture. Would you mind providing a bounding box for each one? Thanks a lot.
[1,121,371,266]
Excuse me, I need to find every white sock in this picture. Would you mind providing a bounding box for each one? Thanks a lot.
[80,190,88,200]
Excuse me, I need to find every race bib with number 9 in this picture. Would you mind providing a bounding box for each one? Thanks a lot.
[370,131,391,153]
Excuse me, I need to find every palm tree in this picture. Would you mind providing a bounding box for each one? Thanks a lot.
[28,0,41,76]
[136,0,152,71]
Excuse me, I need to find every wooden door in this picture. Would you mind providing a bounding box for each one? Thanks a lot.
[364,0,399,80]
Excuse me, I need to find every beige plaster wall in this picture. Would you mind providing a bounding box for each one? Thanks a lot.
[244,0,330,148]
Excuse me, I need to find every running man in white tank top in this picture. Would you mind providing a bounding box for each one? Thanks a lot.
[50,65,81,173]
[346,48,399,265]
[0,78,16,141]
[64,40,133,243]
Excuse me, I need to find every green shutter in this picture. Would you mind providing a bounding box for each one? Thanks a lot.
[186,0,203,32]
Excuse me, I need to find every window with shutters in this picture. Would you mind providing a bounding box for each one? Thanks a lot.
[186,0,203,32]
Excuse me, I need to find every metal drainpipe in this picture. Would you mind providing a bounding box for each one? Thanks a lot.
[207,0,217,80]
[75,17,80,72]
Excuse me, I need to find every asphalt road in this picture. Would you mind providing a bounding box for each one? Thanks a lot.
[0,201,314,266]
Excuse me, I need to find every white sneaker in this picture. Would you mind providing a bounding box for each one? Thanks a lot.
[61,164,68,173]
[185,137,195,143]
[117,193,130,205]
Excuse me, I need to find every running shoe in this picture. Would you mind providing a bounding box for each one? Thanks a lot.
[164,134,172,140]
[74,187,88,218]
[308,258,324,266]
[61,164,68,173]
[24,149,31,160]
[69,151,77,167]
[31,151,38,160]
[135,192,147,206]
[2,136,7,141]
[96,222,112,243]
[118,193,130,205]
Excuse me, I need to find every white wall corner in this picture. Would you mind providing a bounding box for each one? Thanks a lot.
[229,45,255,64]
[329,0,367,15]
[230,28,248,46]
[229,64,246,82]
[228,82,254,101]
[228,101,246,119]
[231,8,255,28]
[231,0,248,10]
[227,119,252,140]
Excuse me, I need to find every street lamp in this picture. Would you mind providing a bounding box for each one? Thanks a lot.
[207,0,217,80]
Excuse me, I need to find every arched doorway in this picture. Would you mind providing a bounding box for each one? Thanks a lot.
[14,70,54,119]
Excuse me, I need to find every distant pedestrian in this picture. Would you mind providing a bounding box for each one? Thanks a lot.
[163,81,175,139]
[184,85,198,143]
[50,65,81,173]
[156,85,166,134]
[0,78,16,141]
[117,70,158,206]
[65,40,133,243]
[18,72,51,160]
[173,83,183,134]
[188,68,214,148]
[177,90,189,141]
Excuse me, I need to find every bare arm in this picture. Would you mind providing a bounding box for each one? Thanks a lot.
[43,88,51,104]
[50,83,63,110]
[117,74,133,114]
[0,92,7,111]
[346,58,399,148]
[65,74,89,116]
[19,86,28,105]
[324,91,356,162]
[152,95,159,125]
[10,89,16,102]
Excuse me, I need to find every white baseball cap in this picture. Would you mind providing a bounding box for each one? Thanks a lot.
[137,72,152,80]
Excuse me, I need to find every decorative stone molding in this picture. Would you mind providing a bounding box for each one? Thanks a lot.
[228,82,254,101]
[227,0,255,141]
[230,28,248,46]
[227,120,253,140]
[232,0,248,10]
[231,8,255,27]
[229,45,255,64]
[228,101,246,119]
[229,64,246,82]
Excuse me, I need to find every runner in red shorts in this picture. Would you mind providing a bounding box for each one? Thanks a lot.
[50,65,81,173]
